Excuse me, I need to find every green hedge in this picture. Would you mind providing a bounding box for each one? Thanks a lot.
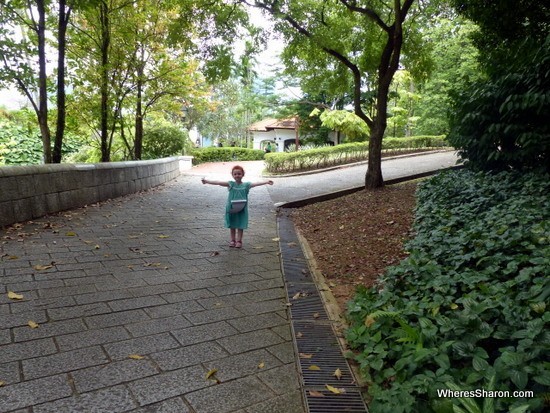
[191,147,265,165]
[264,136,448,174]
[346,170,549,413]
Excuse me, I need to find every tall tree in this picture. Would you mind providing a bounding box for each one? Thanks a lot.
[0,0,52,162]
[243,0,420,188]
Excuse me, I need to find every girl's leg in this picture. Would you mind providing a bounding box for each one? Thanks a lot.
[229,228,236,247]
[235,229,244,248]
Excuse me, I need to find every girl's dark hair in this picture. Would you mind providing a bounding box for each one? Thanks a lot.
[232,165,245,175]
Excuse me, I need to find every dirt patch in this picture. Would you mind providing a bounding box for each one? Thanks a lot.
[290,181,417,314]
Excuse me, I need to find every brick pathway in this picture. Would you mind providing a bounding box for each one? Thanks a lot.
[0,174,303,413]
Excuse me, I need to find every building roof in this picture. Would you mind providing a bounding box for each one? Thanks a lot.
[248,117,298,132]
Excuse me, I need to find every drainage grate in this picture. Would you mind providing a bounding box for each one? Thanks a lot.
[278,211,369,413]
[306,390,368,413]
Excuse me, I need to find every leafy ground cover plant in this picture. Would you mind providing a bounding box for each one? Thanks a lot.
[346,169,549,413]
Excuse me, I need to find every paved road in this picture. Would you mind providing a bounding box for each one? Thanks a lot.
[0,151,459,413]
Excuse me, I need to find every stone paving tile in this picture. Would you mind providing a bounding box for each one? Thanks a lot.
[125,314,192,337]
[266,342,297,365]
[33,384,137,413]
[160,289,215,303]
[0,374,72,412]
[13,318,87,342]
[234,299,288,316]
[84,308,150,329]
[107,295,168,312]
[47,302,112,321]
[0,361,21,385]
[75,290,135,305]
[257,363,302,395]
[151,341,228,371]
[203,349,283,382]
[0,310,48,329]
[56,326,131,351]
[244,390,305,413]
[185,306,245,326]
[0,338,57,364]
[227,312,288,333]
[0,329,11,345]
[241,287,287,303]
[171,321,239,347]
[142,301,205,319]
[22,346,108,380]
[103,333,180,360]
[217,329,285,355]
[128,397,190,413]
[72,358,158,393]
[185,376,273,413]
[128,366,210,407]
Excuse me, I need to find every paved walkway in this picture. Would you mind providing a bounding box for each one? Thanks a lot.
[0,151,459,413]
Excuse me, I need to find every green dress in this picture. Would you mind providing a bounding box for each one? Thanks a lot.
[225,181,251,229]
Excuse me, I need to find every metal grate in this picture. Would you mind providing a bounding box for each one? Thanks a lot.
[278,211,369,413]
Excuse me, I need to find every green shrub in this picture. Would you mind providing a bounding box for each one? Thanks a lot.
[346,169,549,413]
[191,147,265,165]
[142,125,191,159]
[448,36,550,173]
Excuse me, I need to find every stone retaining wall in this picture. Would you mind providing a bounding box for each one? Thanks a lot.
[0,156,193,228]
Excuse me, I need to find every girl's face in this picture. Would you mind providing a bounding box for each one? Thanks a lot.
[232,169,244,181]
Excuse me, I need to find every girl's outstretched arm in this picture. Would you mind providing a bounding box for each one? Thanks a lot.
[250,180,274,188]
[201,178,229,187]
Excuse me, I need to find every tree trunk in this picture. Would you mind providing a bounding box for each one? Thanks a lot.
[53,0,71,163]
[134,48,145,160]
[100,1,110,162]
[36,0,52,163]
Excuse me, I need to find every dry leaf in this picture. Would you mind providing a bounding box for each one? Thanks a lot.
[364,315,376,327]
[309,390,325,397]
[287,242,297,247]
[313,312,320,319]
[271,237,280,241]
[28,321,39,329]
[65,231,77,236]
[210,251,220,257]
[292,292,302,300]
[300,353,313,359]
[296,332,303,338]
[308,365,321,371]
[325,384,346,394]
[205,369,218,379]
[33,264,53,271]
[7,255,19,260]
[0,381,6,387]
[333,368,343,380]
[128,354,145,360]
[7,291,24,300]
[258,362,265,369]
[94,245,100,250]
[157,235,169,239]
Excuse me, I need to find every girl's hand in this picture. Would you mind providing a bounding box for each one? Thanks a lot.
[201,178,207,184]
[267,180,274,185]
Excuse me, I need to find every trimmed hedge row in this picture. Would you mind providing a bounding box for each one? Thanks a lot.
[264,136,448,174]
[191,147,265,165]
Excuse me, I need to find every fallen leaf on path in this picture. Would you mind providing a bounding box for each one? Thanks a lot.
[128,354,145,360]
[0,381,5,387]
[210,251,220,257]
[33,264,53,271]
[309,390,324,397]
[28,321,39,329]
[65,231,77,236]
[299,353,313,359]
[7,291,24,300]
[157,235,169,239]
[258,362,265,369]
[333,368,343,380]
[308,365,321,371]
[271,237,280,242]
[325,384,346,394]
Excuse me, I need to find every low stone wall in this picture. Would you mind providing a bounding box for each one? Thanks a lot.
[0,156,193,228]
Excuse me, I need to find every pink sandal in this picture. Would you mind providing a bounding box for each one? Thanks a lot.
[235,241,242,248]
[229,240,236,247]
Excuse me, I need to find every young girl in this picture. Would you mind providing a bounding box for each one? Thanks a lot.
[201,165,273,248]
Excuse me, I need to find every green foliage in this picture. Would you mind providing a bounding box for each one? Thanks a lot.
[346,170,549,413]
[264,137,448,174]
[142,124,190,160]
[447,37,550,172]
[191,147,265,165]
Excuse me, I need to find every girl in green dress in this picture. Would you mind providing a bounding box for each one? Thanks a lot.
[201,165,273,248]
